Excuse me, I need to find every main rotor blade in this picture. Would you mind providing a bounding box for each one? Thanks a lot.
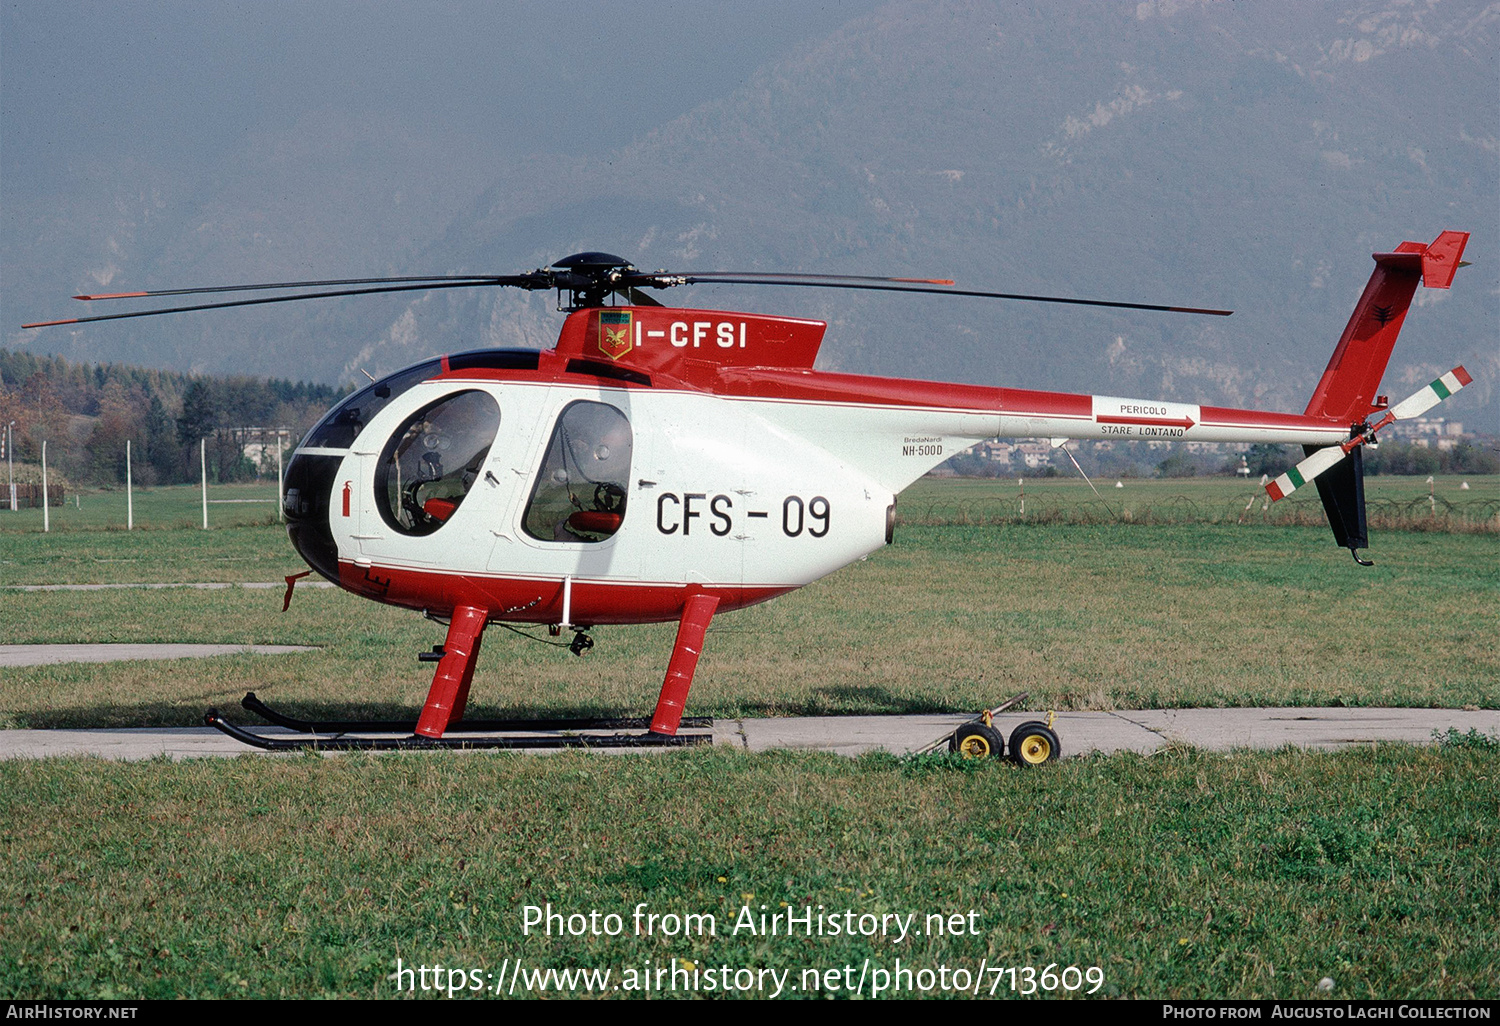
[72,275,515,302]
[636,275,1232,316]
[24,278,537,329]
[660,271,957,286]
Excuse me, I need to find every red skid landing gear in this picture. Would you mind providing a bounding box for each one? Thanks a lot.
[206,600,716,751]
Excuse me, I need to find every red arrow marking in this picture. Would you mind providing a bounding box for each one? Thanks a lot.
[1096,414,1196,429]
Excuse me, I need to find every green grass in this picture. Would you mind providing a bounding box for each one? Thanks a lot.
[0,482,282,533]
[2,506,1496,728]
[2,477,1495,1001]
[0,744,1494,999]
[898,474,1500,532]
[0,523,292,587]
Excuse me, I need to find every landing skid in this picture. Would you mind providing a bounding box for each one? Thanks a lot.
[206,692,714,751]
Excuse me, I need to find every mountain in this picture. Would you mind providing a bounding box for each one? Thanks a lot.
[6,0,1497,428]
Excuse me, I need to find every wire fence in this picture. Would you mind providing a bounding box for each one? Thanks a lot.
[0,483,281,532]
[6,479,1498,535]
[895,494,1500,534]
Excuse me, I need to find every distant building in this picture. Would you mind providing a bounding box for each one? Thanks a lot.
[1015,441,1054,468]
[973,440,1014,465]
[1385,417,1466,451]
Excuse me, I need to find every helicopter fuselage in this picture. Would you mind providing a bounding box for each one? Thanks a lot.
[282,304,1348,630]
[24,233,1470,744]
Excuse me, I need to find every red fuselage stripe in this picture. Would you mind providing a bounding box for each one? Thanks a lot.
[336,561,793,625]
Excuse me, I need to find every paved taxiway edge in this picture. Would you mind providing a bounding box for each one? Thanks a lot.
[0,708,1494,762]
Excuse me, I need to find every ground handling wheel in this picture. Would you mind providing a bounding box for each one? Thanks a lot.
[950,722,1004,760]
[1008,720,1061,767]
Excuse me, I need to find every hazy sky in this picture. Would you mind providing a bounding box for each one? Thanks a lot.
[2,0,884,193]
[4,1,1494,430]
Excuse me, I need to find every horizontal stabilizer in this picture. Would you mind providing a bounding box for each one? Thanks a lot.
[1420,230,1470,290]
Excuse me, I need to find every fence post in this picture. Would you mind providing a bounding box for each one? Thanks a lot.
[42,440,49,533]
[126,439,134,530]
[201,438,208,530]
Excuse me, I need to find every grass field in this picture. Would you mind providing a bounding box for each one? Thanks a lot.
[0,742,1495,999]
[2,478,1496,726]
[3,474,1496,535]
[1,477,1496,1000]
[898,474,1500,533]
[1,481,284,533]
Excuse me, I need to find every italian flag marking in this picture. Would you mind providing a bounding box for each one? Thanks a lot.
[1267,467,1304,501]
[1434,366,1472,397]
[1266,446,1346,503]
[1390,365,1472,420]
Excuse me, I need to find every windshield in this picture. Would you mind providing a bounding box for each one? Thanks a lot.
[523,401,633,543]
[299,359,442,450]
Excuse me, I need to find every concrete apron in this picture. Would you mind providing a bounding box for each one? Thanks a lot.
[1,708,1495,762]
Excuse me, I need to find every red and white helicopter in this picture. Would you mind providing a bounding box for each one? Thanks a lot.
[24,230,1472,756]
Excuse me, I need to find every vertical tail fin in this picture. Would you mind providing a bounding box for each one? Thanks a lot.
[1303,230,1469,426]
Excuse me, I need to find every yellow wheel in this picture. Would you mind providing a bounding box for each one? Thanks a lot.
[950,723,1004,759]
[1008,721,1061,767]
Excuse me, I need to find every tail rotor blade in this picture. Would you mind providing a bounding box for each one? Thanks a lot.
[1388,366,1473,420]
[1267,446,1348,502]
[1266,364,1472,502]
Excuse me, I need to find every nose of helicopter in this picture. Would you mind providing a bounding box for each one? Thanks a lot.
[277,354,446,585]
[282,450,343,582]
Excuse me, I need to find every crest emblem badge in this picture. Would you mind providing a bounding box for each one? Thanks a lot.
[597,310,633,361]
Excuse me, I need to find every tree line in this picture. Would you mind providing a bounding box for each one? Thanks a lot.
[941,438,1499,480]
[0,349,346,486]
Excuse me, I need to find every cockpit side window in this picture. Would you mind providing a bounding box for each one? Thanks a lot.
[375,390,500,537]
[523,401,632,543]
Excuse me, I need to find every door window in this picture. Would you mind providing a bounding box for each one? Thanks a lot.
[523,401,632,542]
[376,390,500,536]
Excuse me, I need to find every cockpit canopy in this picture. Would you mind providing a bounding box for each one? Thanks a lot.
[297,349,542,451]
[300,359,441,450]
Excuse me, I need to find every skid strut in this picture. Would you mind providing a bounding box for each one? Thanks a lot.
[416,604,488,737]
[649,592,720,736]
